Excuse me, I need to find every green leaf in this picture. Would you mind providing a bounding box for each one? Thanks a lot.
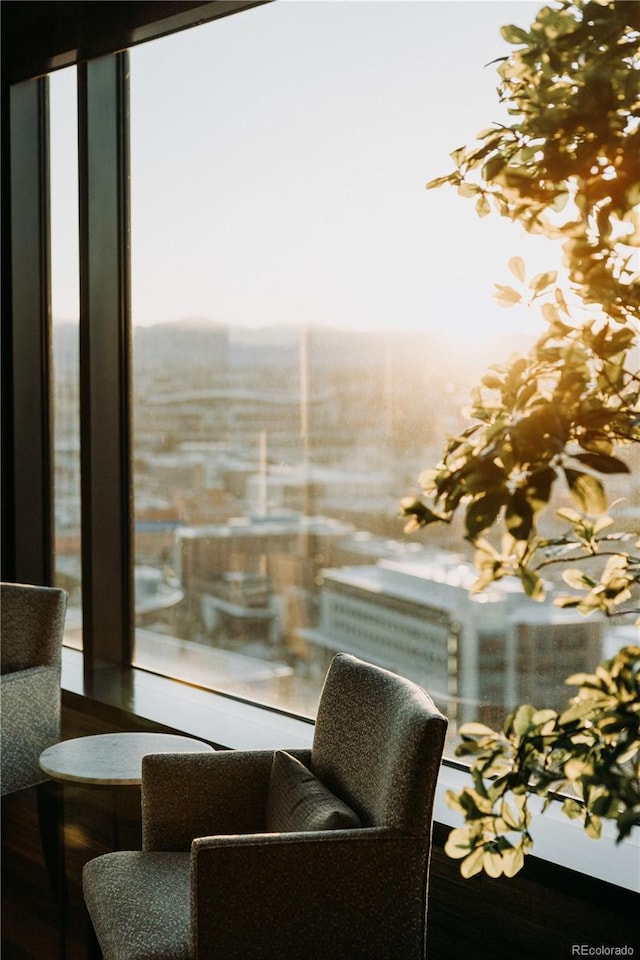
[505,492,533,540]
[512,704,536,737]
[483,849,505,878]
[444,827,474,859]
[500,24,531,44]
[562,569,596,591]
[564,758,586,780]
[482,373,504,390]
[561,798,583,820]
[508,256,526,282]
[500,800,520,831]
[532,708,557,730]
[494,283,523,307]
[426,174,456,190]
[541,302,561,325]
[572,453,630,475]
[520,567,545,601]
[482,153,507,181]
[476,193,491,217]
[584,815,602,840]
[563,469,607,515]
[529,271,557,295]
[400,498,447,532]
[524,467,556,511]
[466,490,506,539]
[502,846,525,877]
[460,846,486,878]
[459,722,499,738]
[554,288,571,316]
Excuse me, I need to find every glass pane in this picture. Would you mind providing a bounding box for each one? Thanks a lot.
[129,1,635,738]
[50,66,82,649]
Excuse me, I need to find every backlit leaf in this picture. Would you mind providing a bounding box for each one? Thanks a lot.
[460,847,485,878]
[476,193,491,217]
[508,256,526,282]
[512,704,535,737]
[500,23,530,44]
[444,827,473,859]
[584,816,602,840]
[541,302,561,324]
[459,722,499,738]
[520,567,545,601]
[564,469,607,515]
[562,569,596,590]
[483,850,505,878]
[529,271,557,295]
[502,846,525,877]
[482,153,507,181]
[494,284,523,307]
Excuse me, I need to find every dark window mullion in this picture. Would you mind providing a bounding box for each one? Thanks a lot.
[8,77,53,586]
[78,53,133,676]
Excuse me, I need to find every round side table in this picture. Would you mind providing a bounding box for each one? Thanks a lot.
[40,731,214,785]
[38,732,214,958]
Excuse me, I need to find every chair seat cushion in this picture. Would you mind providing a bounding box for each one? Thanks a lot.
[266,749,361,833]
[83,851,191,960]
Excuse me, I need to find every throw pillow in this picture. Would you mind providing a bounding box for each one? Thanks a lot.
[266,749,361,833]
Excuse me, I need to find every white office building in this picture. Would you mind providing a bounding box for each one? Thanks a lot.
[300,552,603,727]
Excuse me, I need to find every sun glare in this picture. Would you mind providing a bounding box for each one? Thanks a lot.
[127,0,545,351]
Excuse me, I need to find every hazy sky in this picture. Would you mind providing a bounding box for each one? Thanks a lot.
[50,0,553,344]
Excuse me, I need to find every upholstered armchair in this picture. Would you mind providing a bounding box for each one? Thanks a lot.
[83,653,448,960]
[1,582,68,796]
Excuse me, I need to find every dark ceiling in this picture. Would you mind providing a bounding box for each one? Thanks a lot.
[1,1,266,84]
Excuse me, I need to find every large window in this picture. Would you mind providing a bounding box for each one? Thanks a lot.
[41,1,638,739]
[122,0,640,731]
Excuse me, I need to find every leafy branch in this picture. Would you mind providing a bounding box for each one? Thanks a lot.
[445,646,640,878]
[402,0,640,621]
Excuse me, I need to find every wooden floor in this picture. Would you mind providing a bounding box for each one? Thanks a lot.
[2,782,141,960]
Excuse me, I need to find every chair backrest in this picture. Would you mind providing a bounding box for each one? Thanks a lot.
[311,653,447,836]
[1,582,68,674]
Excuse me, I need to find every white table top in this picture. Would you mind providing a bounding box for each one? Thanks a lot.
[39,732,214,786]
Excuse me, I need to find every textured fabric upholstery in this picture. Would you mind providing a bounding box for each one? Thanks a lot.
[266,749,361,832]
[83,852,191,960]
[1,582,68,795]
[311,651,446,837]
[142,749,280,850]
[83,654,447,960]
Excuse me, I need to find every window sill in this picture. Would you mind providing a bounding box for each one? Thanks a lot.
[61,647,639,894]
[61,647,314,751]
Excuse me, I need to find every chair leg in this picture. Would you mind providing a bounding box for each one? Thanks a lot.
[86,908,102,960]
[37,779,68,959]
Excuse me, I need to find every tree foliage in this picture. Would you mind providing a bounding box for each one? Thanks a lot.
[403,0,640,617]
[403,0,640,877]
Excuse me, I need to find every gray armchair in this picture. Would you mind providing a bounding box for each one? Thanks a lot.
[1,582,68,795]
[83,653,448,960]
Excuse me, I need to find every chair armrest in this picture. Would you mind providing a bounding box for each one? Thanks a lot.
[142,750,283,851]
[190,828,427,960]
